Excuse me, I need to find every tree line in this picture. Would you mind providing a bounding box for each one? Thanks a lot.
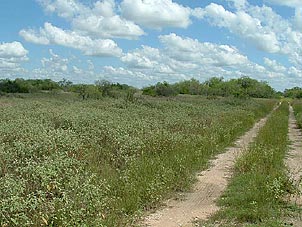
[0,77,301,99]
[0,78,59,93]
[0,78,137,100]
[142,77,278,98]
[283,87,302,99]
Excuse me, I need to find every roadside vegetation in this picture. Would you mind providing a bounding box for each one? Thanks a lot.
[292,100,302,128]
[200,102,293,227]
[0,93,275,226]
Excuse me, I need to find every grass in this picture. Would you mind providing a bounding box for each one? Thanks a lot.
[292,100,302,128]
[0,94,276,226]
[201,102,292,227]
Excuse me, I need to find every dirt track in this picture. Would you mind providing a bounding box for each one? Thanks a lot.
[142,111,272,227]
[285,106,302,225]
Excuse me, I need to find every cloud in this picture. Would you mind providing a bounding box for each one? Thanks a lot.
[159,33,249,66]
[121,46,162,69]
[195,2,302,72]
[115,34,285,87]
[15,0,302,91]
[37,0,86,19]
[199,3,280,53]
[93,0,115,17]
[246,4,302,67]
[124,34,280,80]
[102,66,155,87]
[121,45,182,76]
[226,0,248,9]
[72,14,144,39]
[87,60,94,71]
[19,28,50,45]
[0,41,28,58]
[31,50,97,83]
[37,0,144,39]
[41,49,69,73]
[31,49,70,81]
[111,33,302,90]
[294,8,302,30]
[20,22,122,57]
[265,0,302,8]
[263,57,286,72]
[0,42,28,75]
[288,66,302,77]
[120,0,192,29]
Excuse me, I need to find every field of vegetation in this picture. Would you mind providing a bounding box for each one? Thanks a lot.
[0,93,276,226]
[201,102,296,226]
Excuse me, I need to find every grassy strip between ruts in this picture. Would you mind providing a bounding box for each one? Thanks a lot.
[200,102,293,227]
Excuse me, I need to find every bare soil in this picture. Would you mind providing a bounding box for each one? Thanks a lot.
[142,114,271,227]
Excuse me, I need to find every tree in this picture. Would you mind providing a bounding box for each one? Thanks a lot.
[174,78,202,95]
[204,77,224,96]
[95,80,112,97]
[59,78,73,92]
[141,77,277,98]
[155,81,177,97]
[284,87,302,98]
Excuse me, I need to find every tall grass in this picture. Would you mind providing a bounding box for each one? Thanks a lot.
[202,102,290,226]
[0,94,275,226]
[292,100,302,128]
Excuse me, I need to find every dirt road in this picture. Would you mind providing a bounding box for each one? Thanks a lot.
[286,106,302,205]
[142,111,272,227]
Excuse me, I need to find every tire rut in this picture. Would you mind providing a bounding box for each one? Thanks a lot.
[285,105,302,225]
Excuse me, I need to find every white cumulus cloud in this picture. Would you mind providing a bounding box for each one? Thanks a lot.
[37,0,144,39]
[38,0,86,19]
[72,14,144,39]
[159,33,249,66]
[120,0,192,29]
[0,41,28,58]
[263,57,287,72]
[0,42,28,74]
[20,22,122,57]
[199,3,280,53]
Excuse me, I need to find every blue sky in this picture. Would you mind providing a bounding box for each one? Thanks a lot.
[0,0,302,90]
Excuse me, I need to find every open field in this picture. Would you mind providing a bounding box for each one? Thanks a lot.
[0,94,276,226]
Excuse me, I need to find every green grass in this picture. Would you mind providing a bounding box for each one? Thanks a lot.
[0,94,276,226]
[292,100,302,128]
[201,102,292,227]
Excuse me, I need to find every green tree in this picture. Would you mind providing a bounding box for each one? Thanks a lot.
[284,87,302,98]
[95,80,112,97]
[155,81,177,97]
[59,78,73,92]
